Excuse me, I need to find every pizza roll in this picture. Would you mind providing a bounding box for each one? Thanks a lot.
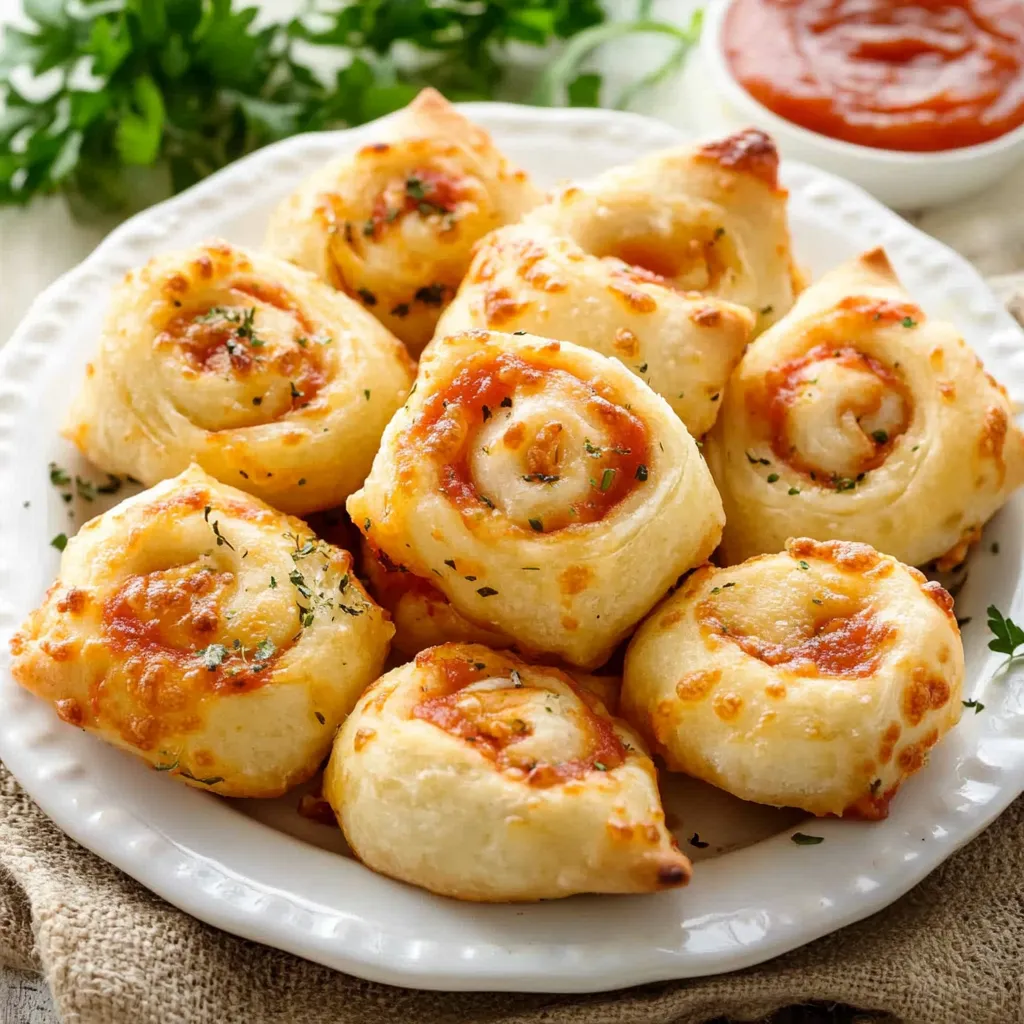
[622,539,964,819]
[347,328,724,668]
[525,128,798,332]
[264,88,541,355]
[323,643,689,901]
[705,248,1024,567]
[359,536,512,656]
[65,241,414,517]
[9,465,393,798]
[434,221,754,436]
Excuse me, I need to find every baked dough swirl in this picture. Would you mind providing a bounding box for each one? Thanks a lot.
[65,241,414,516]
[525,128,799,332]
[264,88,541,355]
[622,539,964,819]
[706,248,1024,567]
[9,465,393,798]
[347,329,724,668]
[434,221,755,436]
[324,643,689,901]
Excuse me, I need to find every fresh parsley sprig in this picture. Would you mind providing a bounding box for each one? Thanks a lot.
[0,0,697,214]
[987,605,1024,658]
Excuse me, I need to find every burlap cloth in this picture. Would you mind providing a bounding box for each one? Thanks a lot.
[3,276,1024,1024]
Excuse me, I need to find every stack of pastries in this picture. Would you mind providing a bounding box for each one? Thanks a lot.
[12,89,1023,903]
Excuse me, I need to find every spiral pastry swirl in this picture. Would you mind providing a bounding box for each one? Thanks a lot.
[706,248,1024,567]
[622,539,964,819]
[65,241,414,516]
[9,466,394,798]
[324,643,689,901]
[434,221,754,436]
[347,329,724,669]
[525,128,799,333]
[264,88,541,356]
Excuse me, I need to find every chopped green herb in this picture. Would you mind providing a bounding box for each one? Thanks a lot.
[797,560,810,570]
[290,381,303,400]
[635,464,648,482]
[49,463,70,487]
[901,316,917,328]
[760,305,774,316]
[522,473,560,483]
[871,429,889,444]
[962,699,985,714]
[253,638,276,662]
[788,487,800,495]
[50,532,68,552]
[196,643,228,670]
[791,833,824,845]
[414,283,446,306]
[689,832,709,849]
[315,711,326,725]
[767,473,779,483]
[444,558,457,569]
[593,761,607,771]
[252,396,263,406]
[599,468,616,491]
[477,586,499,597]
[357,288,377,306]
[987,605,1024,657]
[528,517,543,532]
[364,389,371,401]
[270,576,277,589]
[391,303,410,318]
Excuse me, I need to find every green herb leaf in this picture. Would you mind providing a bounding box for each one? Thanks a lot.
[791,832,824,845]
[196,643,228,670]
[50,532,68,551]
[987,605,1024,657]
[962,699,985,714]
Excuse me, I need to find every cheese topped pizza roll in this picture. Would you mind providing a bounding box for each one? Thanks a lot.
[9,466,393,798]
[434,222,754,436]
[359,536,512,656]
[65,241,414,516]
[265,88,541,355]
[347,329,724,668]
[706,249,1024,567]
[526,128,798,332]
[324,643,689,901]
[622,539,964,819]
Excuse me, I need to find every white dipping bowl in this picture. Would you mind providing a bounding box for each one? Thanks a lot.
[684,0,1024,210]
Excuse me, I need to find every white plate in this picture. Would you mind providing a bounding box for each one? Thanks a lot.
[2,104,1024,994]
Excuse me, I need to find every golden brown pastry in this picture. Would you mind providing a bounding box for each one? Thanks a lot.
[264,88,541,355]
[622,539,964,819]
[359,536,512,656]
[65,240,413,516]
[9,465,393,798]
[433,222,754,436]
[347,328,724,669]
[705,248,1024,567]
[525,127,798,332]
[324,643,689,901]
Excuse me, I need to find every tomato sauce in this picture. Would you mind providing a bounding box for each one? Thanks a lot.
[402,351,649,531]
[411,648,626,786]
[760,342,912,482]
[724,0,1024,152]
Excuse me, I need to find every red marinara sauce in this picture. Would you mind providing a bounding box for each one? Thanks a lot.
[723,0,1024,152]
